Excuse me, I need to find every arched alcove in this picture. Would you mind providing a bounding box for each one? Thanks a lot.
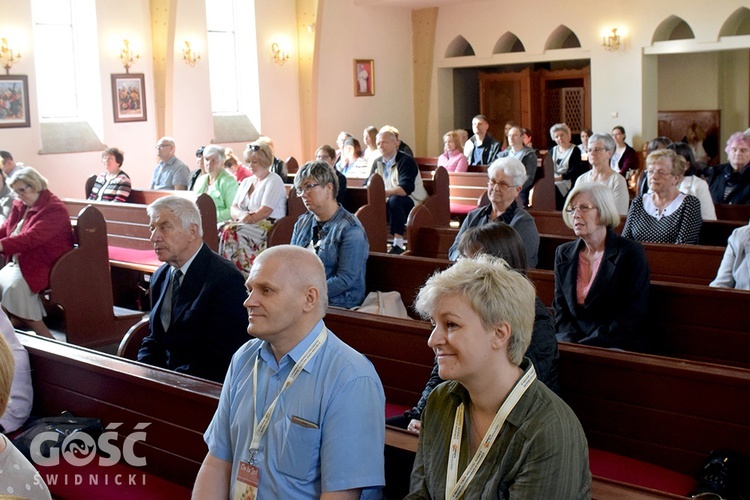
[719,7,750,37]
[493,32,525,54]
[652,15,695,43]
[544,25,581,50]
[445,35,475,58]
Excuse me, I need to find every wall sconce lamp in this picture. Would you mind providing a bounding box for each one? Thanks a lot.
[182,41,201,67]
[119,39,140,73]
[602,28,621,51]
[1,38,22,75]
[271,42,290,66]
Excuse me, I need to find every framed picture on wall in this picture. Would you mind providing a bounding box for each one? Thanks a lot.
[0,75,31,128]
[354,59,374,97]
[111,73,147,123]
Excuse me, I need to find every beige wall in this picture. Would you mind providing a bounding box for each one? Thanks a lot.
[426,0,750,156]
[2,0,749,198]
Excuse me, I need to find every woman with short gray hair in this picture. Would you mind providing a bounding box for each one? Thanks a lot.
[572,133,630,215]
[448,157,539,266]
[550,123,586,210]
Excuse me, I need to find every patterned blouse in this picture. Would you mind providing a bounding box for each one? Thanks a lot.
[621,193,702,244]
[88,171,132,202]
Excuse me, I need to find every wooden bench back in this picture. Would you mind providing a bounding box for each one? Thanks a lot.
[559,342,750,476]
[46,205,134,347]
[327,305,750,480]
[366,252,750,369]
[536,233,724,285]
[64,193,219,253]
[21,334,219,488]
[715,203,750,222]
[420,166,451,227]
[528,209,742,247]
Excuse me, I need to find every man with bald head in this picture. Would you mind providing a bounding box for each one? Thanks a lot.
[194,245,386,499]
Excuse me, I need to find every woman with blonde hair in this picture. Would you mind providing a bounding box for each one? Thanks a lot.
[218,142,287,274]
[0,333,51,498]
[437,131,469,173]
[407,255,589,498]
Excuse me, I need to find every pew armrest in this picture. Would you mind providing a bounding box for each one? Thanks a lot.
[117,318,150,360]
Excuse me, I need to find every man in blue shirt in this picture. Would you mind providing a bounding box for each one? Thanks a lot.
[193,245,386,499]
[151,136,190,190]
[291,161,368,309]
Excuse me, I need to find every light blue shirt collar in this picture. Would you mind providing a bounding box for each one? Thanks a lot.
[258,319,325,373]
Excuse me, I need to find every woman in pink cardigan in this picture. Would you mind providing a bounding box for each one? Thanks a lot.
[0,167,73,338]
[437,130,469,173]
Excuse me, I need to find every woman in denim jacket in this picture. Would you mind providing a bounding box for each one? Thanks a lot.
[291,161,369,308]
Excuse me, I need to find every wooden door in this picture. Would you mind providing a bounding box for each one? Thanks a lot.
[478,68,531,142]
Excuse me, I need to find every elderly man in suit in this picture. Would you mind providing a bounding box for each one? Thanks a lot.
[137,196,248,382]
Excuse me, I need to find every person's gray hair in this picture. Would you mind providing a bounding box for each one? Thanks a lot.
[202,144,226,162]
[158,136,176,148]
[9,166,48,192]
[549,123,571,138]
[254,245,328,314]
[414,254,534,366]
[562,182,620,229]
[147,195,204,237]
[487,157,527,188]
[588,133,616,152]
[294,161,339,199]
[376,130,397,143]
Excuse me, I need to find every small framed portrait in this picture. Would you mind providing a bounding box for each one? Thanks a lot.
[0,75,31,128]
[354,59,374,97]
[111,73,147,123]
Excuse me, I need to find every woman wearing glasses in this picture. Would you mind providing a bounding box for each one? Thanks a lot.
[549,123,585,210]
[0,167,74,339]
[572,133,629,215]
[554,183,650,351]
[622,149,702,245]
[290,161,368,308]
[218,142,287,275]
[448,157,539,266]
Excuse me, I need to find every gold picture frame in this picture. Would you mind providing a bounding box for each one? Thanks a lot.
[354,59,374,97]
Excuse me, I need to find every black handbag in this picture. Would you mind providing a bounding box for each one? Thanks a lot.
[11,411,103,462]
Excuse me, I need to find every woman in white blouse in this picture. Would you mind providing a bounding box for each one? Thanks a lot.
[573,133,630,215]
[667,142,716,221]
[218,142,287,275]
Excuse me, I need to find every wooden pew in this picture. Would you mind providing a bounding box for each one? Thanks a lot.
[64,194,218,311]
[536,233,724,286]
[420,166,451,228]
[64,193,218,272]
[446,171,488,218]
[324,308,749,498]
[45,205,142,348]
[365,252,750,370]
[528,209,742,247]
[20,333,217,494]
[715,203,750,222]
[266,188,306,247]
[407,204,725,286]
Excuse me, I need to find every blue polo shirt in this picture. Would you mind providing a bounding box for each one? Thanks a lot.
[204,320,386,498]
